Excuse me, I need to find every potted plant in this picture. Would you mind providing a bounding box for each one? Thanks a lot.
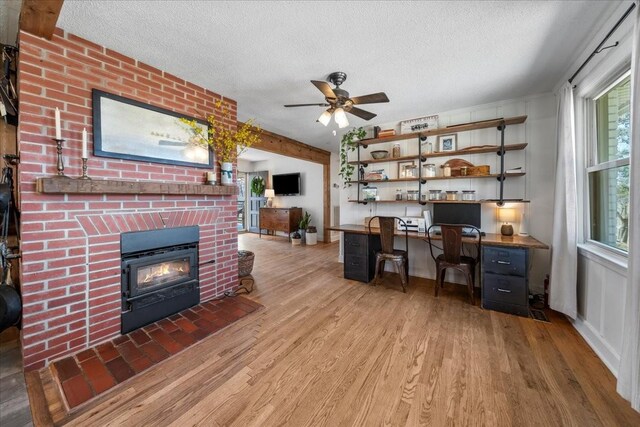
[298,211,311,243]
[339,127,366,187]
[291,231,302,246]
[305,225,318,246]
[180,101,262,185]
[251,176,265,196]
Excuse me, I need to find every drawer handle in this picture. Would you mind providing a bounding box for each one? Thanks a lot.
[497,288,512,293]
[348,243,360,246]
[496,260,511,265]
[350,262,360,266]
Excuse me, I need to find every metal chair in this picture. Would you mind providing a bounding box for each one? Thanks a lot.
[426,223,481,304]
[368,216,409,292]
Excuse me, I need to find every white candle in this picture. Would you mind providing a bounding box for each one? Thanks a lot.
[82,128,87,158]
[55,107,61,140]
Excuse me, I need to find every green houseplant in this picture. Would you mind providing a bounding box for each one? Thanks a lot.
[339,127,366,187]
[298,211,311,244]
[180,101,262,185]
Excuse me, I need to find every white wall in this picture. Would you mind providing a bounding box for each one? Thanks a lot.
[338,94,557,293]
[252,153,325,240]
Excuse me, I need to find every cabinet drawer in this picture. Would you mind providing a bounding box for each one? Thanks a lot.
[344,233,368,256]
[344,254,369,282]
[483,247,527,276]
[482,299,529,317]
[483,273,528,306]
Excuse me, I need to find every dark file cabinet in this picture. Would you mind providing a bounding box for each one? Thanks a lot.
[482,246,529,316]
[343,233,381,283]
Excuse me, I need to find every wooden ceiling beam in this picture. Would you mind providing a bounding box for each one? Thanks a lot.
[242,123,331,166]
[19,0,64,40]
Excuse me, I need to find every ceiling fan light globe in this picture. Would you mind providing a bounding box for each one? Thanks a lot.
[318,110,332,126]
[334,108,349,128]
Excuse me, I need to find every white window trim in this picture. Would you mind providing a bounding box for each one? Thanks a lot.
[577,242,628,276]
[582,68,631,258]
[586,157,630,173]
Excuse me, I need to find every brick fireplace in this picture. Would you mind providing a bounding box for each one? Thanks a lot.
[17,29,239,370]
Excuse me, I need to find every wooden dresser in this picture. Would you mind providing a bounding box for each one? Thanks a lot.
[259,207,302,241]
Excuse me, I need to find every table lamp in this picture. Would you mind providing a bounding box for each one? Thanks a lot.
[498,207,515,236]
[264,189,275,207]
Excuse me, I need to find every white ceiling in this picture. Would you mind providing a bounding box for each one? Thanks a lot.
[57,1,621,152]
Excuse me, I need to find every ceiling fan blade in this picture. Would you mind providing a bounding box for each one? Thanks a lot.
[350,92,389,105]
[311,80,337,99]
[284,103,331,107]
[347,106,377,121]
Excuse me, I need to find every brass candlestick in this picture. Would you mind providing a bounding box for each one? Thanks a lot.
[80,158,91,180]
[53,138,69,178]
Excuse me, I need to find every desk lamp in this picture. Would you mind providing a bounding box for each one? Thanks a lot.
[264,189,275,207]
[498,208,515,236]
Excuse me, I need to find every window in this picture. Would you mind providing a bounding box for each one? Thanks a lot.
[588,71,631,252]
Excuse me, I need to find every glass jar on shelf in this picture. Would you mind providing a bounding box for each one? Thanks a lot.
[407,190,419,201]
[429,189,442,201]
[423,164,436,178]
[395,189,403,201]
[461,190,476,201]
[445,190,459,201]
[392,143,401,158]
[443,163,452,177]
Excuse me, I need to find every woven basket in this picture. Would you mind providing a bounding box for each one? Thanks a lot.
[238,250,255,277]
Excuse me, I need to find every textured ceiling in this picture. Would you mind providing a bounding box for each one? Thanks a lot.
[57,1,620,152]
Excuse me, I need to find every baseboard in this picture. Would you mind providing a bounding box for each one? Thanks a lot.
[570,315,620,377]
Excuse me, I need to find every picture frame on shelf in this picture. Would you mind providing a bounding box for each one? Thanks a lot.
[362,187,378,201]
[438,134,457,152]
[398,160,418,179]
[400,115,439,134]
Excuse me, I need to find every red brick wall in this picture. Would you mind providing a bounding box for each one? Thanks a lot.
[17,29,239,370]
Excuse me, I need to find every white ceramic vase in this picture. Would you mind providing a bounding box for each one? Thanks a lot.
[220,162,233,185]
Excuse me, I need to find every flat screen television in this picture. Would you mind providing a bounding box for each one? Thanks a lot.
[272,173,301,196]
[433,203,481,228]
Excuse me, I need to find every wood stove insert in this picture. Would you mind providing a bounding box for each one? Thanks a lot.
[121,226,200,334]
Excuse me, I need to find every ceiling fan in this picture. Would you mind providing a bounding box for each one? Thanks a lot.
[284,72,389,128]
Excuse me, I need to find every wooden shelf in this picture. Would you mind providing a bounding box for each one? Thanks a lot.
[351,177,421,184]
[348,199,530,204]
[423,143,528,159]
[36,178,239,196]
[357,115,527,147]
[348,143,528,165]
[348,173,525,185]
[424,173,525,181]
[348,154,422,165]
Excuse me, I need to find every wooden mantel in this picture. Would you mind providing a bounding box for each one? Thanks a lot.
[36,178,238,196]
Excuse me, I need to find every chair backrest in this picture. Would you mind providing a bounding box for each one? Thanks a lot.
[427,223,481,264]
[368,216,408,254]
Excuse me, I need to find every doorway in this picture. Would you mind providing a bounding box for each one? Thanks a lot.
[237,172,247,232]
[247,171,268,233]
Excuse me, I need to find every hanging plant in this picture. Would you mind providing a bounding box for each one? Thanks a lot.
[251,176,265,196]
[339,127,367,187]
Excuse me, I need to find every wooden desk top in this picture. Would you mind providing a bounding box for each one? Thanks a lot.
[329,224,549,250]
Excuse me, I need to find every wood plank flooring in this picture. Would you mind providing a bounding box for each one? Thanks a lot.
[1,328,34,427]
[31,234,640,426]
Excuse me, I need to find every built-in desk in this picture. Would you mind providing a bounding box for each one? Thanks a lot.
[329,224,549,316]
[328,224,548,249]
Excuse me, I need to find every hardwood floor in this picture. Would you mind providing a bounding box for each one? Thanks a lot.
[1,328,33,427]
[31,233,639,426]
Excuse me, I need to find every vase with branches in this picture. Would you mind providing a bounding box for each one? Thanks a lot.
[180,100,262,185]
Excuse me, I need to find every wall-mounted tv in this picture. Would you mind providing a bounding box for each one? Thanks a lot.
[272,173,301,196]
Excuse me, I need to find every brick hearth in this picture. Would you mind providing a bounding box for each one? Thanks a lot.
[17,29,240,370]
[50,296,262,409]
